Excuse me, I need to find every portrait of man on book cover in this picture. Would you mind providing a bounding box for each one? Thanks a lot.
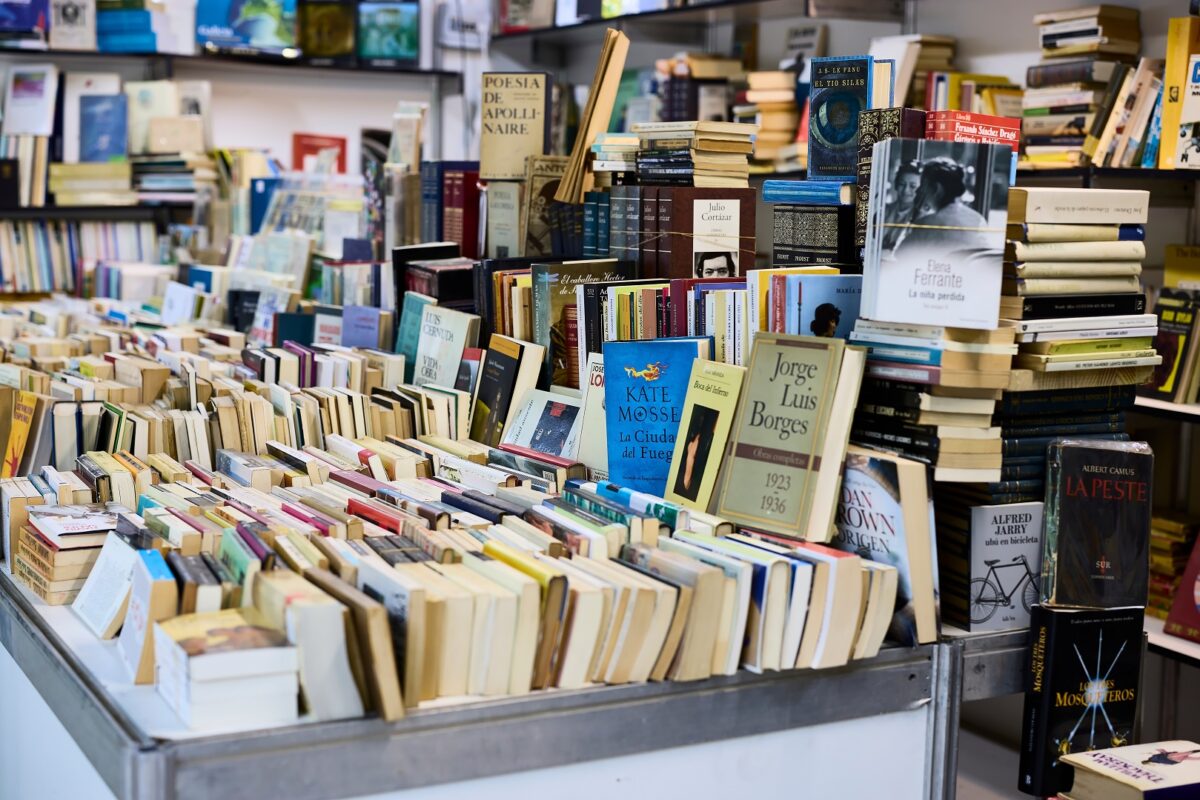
[693,251,735,278]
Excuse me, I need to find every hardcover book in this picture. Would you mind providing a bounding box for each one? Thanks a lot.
[832,445,938,645]
[603,337,710,495]
[656,187,756,279]
[480,72,551,181]
[1041,439,1152,609]
[808,55,873,181]
[772,204,855,267]
[663,359,746,513]
[714,333,867,542]
[412,304,481,388]
[298,0,355,64]
[863,137,1013,330]
[1018,605,1144,797]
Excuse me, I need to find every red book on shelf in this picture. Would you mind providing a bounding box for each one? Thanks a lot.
[292,133,348,173]
[1165,537,1200,644]
[926,110,1021,152]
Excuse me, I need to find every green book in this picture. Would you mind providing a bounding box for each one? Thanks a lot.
[395,291,436,384]
[715,333,866,542]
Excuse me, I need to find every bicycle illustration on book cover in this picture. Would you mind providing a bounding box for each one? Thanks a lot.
[969,554,1040,623]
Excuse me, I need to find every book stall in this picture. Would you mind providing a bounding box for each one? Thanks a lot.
[2,1,1200,799]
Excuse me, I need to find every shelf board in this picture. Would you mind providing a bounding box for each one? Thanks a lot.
[1131,396,1200,423]
[1144,615,1200,670]
[0,46,460,82]
[492,0,903,48]
[0,204,180,222]
[1015,166,1200,184]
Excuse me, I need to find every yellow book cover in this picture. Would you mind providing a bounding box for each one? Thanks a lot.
[2,391,37,478]
[664,360,746,513]
[480,72,551,181]
[1160,17,1200,169]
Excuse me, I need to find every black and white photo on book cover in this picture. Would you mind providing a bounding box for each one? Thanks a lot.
[865,138,1012,329]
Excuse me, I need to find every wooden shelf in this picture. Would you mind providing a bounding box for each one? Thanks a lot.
[1144,615,1200,670]
[492,0,903,49]
[1131,396,1200,423]
[0,205,179,222]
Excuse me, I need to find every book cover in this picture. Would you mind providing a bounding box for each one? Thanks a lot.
[79,94,127,164]
[292,132,347,173]
[341,305,385,349]
[772,204,855,267]
[195,0,298,53]
[412,304,480,388]
[394,291,435,383]
[470,334,545,447]
[2,64,58,138]
[855,107,926,250]
[715,333,864,541]
[480,72,551,181]
[865,137,1013,330]
[938,501,1044,633]
[501,389,583,459]
[1142,298,1199,402]
[576,352,608,481]
[49,0,95,50]
[808,55,873,181]
[297,0,355,63]
[832,446,938,645]
[1061,740,1200,798]
[603,337,709,495]
[0,0,48,36]
[522,155,568,258]
[1018,605,1144,797]
[532,259,635,388]
[663,359,745,513]
[356,0,418,65]
[485,181,522,258]
[1041,440,1152,609]
[659,187,756,280]
[1165,536,1200,644]
[784,273,862,339]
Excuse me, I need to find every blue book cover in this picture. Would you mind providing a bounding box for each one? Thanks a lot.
[195,0,297,53]
[808,55,873,182]
[0,0,48,33]
[341,305,383,348]
[96,9,153,31]
[761,180,851,205]
[79,94,127,163]
[395,292,434,383]
[1140,85,1164,169]
[249,177,280,234]
[852,338,944,366]
[138,548,175,581]
[603,337,709,495]
[98,31,157,51]
[783,274,862,339]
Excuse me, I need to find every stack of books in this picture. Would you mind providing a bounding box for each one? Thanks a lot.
[738,71,800,167]
[1022,4,1144,169]
[632,121,757,189]
[589,132,638,188]
[10,501,122,605]
[49,163,136,206]
[132,152,219,204]
[1148,513,1200,620]
[655,52,742,123]
[868,34,958,109]
[763,180,854,268]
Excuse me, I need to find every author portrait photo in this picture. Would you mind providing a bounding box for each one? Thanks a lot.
[694,251,735,278]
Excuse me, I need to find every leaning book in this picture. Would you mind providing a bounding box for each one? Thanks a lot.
[863,137,1013,330]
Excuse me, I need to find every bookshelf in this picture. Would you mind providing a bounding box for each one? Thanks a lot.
[492,0,904,50]
[0,205,181,223]
[1132,396,1200,424]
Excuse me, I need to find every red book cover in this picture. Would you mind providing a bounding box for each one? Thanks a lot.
[460,170,481,259]
[292,133,348,173]
[926,111,1020,152]
[347,496,405,533]
[330,469,388,496]
[1166,537,1200,644]
[769,273,788,333]
[498,442,580,468]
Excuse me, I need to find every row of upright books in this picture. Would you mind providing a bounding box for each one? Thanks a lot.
[0,0,420,64]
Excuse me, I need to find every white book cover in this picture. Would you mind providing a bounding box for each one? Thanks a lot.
[124,80,179,156]
[49,0,97,51]
[575,352,608,480]
[2,64,60,136]
[500,388,583,459]
[71,531,137,639]
[413,304,478,388]
[865,138,1012,330]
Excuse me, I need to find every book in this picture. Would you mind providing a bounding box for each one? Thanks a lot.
[297,0,355,64]
[356,0,419,65]
[663,359,745,512]
[1060,740,1200,800]
[772,204,855,267]
[470,334,545,447]
[1165,534,1200,644]
[480,72,551,181]
[1041,439,1152,609]
[532,259,634,388]
[485,181,522,258]
[832,445,937,645]
[863,137,1013,330]
[1007,187,1150,225]
[715,333,866,542]
[71,531,138,639]
[292,132,347,174]
[603,337,710,496]
[50,0,96,51]
[855,106,927,251]
[784,273,863,339]
[656,187,756,280]
[116,548,178,684]
[500,389,583,460]
[522,155,569,257]
[412,304,480,388]
[1160,17,1200,170]
[196,0,297,54]
[808,55,874,181]
[575,352,608,481]
[1018,605,1144,798]
[2,64,59,137]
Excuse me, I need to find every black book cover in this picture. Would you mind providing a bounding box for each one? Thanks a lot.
[1010,292,1147,320]
[469,336,525,447]
[390,241,460,317]
[772,204,856,266]
[226,289,261,332]
[1017,605,1143,797]
[996,384,1136,417]
[0,159,19,210]
[1042,439,1152,609]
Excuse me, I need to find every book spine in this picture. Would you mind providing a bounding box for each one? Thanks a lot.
[1025,59,1104,88]
[582,193,598,258]
[651,187,668,280]
[1017,603,1054,794]
[1016,293,1146,319]
[626,187,642,272]
[607,186,624,261]
[597,191,611,257]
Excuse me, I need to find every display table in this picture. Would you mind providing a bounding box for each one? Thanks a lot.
[0,569,945,799]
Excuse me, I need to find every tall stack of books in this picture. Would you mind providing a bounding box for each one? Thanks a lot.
[738,71,800,168]
[1022,4,1142,169]
[10,502,121,605]
[632,121,756,189]
[1148,513,1200,620]
[589,132,638,188]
